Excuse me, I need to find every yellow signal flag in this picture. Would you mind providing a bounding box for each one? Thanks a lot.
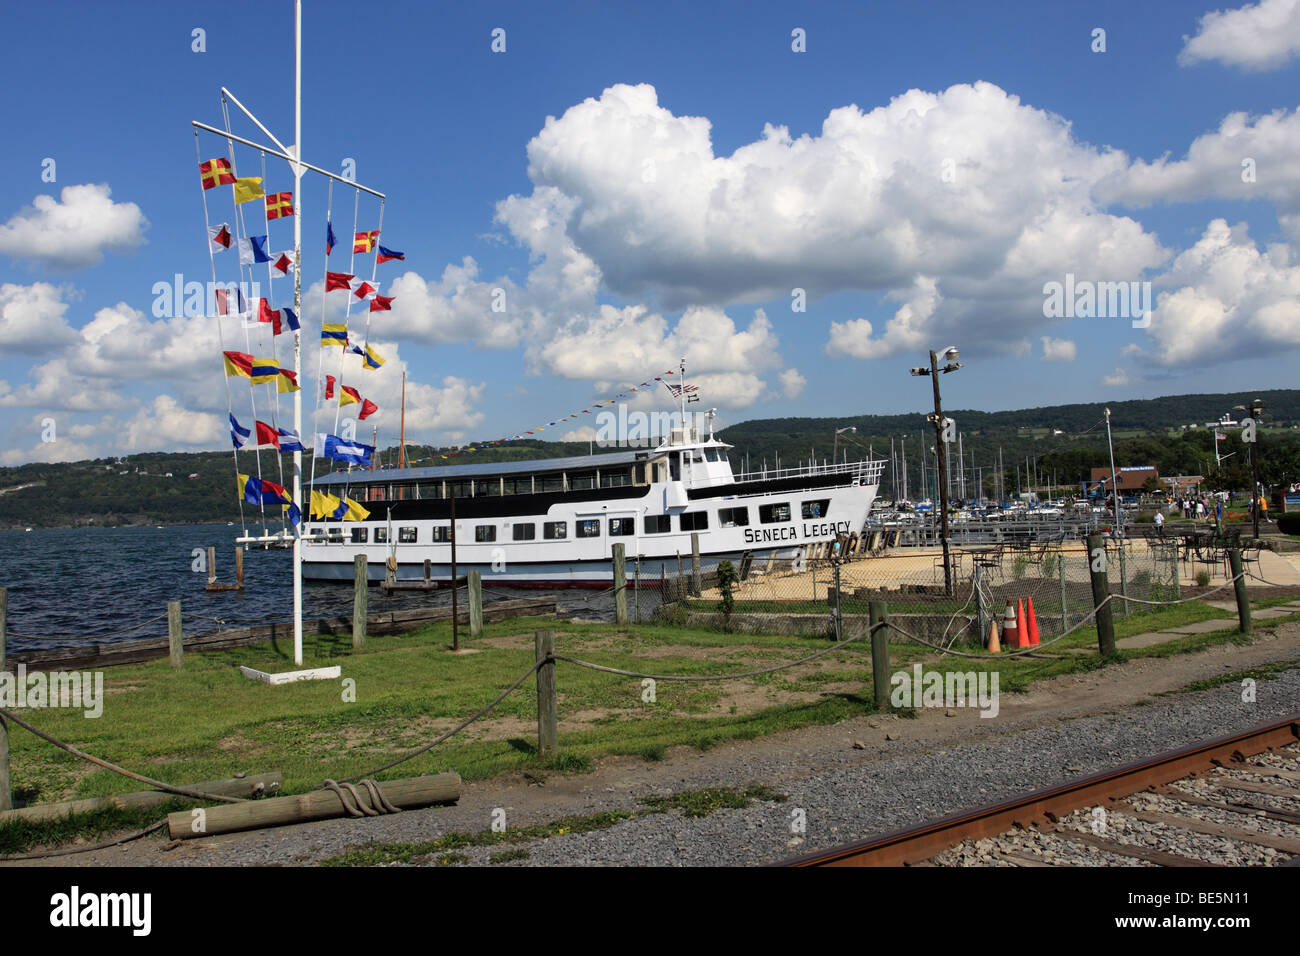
[310,490,342,520]
[234,177,265,204]
[342,497,370,522]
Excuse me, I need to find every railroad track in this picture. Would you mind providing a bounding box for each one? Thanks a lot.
[782,715,1300,867]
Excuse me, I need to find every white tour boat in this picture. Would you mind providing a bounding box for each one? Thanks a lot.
[303,420,884,587]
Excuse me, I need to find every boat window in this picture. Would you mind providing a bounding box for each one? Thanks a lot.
[431,527,451,543]
[679,511,709,531]
[475,478,500,497]
[609,518,635,536]
[802,500,830,519]
[717,450,728,464]
[570,472,596,491]
[327,525,344,540]
[544,521,567,540]
[669,453,681,481]
[759,503,791,524]
[719,506,749,528]
[577,519,600,538]
[600,468,632,488]
[374,527,389,544]
[448,481,472,498]
[350,528,368,544]
[643,515,671,534]
[540,475,564,493]
[705,448,720,462]
[475,525,497,542]
[367,486,386,502]
[513,523,536,541]
[418,482,442,499]
[398,527,418,543]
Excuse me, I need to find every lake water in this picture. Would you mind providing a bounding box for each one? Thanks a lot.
[0,525,633,652]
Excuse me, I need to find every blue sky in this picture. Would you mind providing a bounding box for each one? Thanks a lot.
[1,0,1299,465]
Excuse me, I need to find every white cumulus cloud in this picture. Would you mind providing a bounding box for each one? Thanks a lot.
[1040,337,1077,362]
[1179,0,1300,71]
[0,184,147,270]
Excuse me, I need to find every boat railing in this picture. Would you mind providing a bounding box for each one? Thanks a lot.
[730,458,886,486]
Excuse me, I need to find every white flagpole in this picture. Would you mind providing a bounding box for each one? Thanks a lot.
[292,0,303,666]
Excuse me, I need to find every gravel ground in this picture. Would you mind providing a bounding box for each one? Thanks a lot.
[437,673,1300,867]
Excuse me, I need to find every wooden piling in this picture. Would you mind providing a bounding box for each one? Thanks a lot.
[353,554,368,649]
[869,600,890,710]
[0,586,9,811]
[235,546,244,588]
[612,544,627,625]
[167,600,183,670]
[1086,532,1117,656]
[690,533,702,596]
[535,629,557,757]
[1229,549,1250,634]
[468,570,483,638]
[206,546,217,586]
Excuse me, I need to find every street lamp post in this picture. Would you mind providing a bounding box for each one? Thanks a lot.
[833,426,856,467]
[1234,399,1265,537]
[910,347,962,594]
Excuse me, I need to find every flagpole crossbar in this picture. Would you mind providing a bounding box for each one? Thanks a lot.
[192,120,387,199]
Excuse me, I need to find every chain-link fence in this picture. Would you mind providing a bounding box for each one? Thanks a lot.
[657,534,1186,649]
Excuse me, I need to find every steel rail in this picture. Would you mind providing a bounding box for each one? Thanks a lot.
[778,713,1300,867]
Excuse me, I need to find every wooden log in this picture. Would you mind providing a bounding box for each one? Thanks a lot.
[535,630,557,758]
[612,543,627,625]
[0,773,283,825]
[353,554,368,649]
[166,772,461,839]
[167,600,183,670]
[468,570,483,638]
[0,586,8,811]
[1086,532,1116,656]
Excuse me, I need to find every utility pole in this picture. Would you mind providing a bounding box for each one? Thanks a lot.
[1105,408,1122,538]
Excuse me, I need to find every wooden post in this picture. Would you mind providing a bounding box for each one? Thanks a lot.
[353,554,367,649]
[0,587,9,811]
[167,600,183,670]
[535,629,557,758]
[234,546,244,588]
[1086,533,1117,657]
[869,600,890,710]
[1229,549,1250,634]
[468,570,483,638]
[690,533,702,597]
[612,543,627,625]
[1058,552,1067,634]
[206,546,217,586]
[423,558,431,585]
[449,495,459,652]
[633,555,641,624]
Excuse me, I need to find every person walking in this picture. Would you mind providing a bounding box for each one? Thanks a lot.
[1154,509,1165,540]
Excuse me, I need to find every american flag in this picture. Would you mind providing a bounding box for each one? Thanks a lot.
[664,382,700,399]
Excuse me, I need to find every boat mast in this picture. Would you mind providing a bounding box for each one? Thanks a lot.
[399,370,407,468]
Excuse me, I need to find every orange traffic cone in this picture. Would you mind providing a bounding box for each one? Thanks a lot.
[987,619,1001,653]
[1025,596,1041,646]
[1016,598,1026,650]
[1001,600,1020,649]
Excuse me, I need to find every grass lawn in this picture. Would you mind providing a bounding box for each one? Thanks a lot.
[2,595,1295,854]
